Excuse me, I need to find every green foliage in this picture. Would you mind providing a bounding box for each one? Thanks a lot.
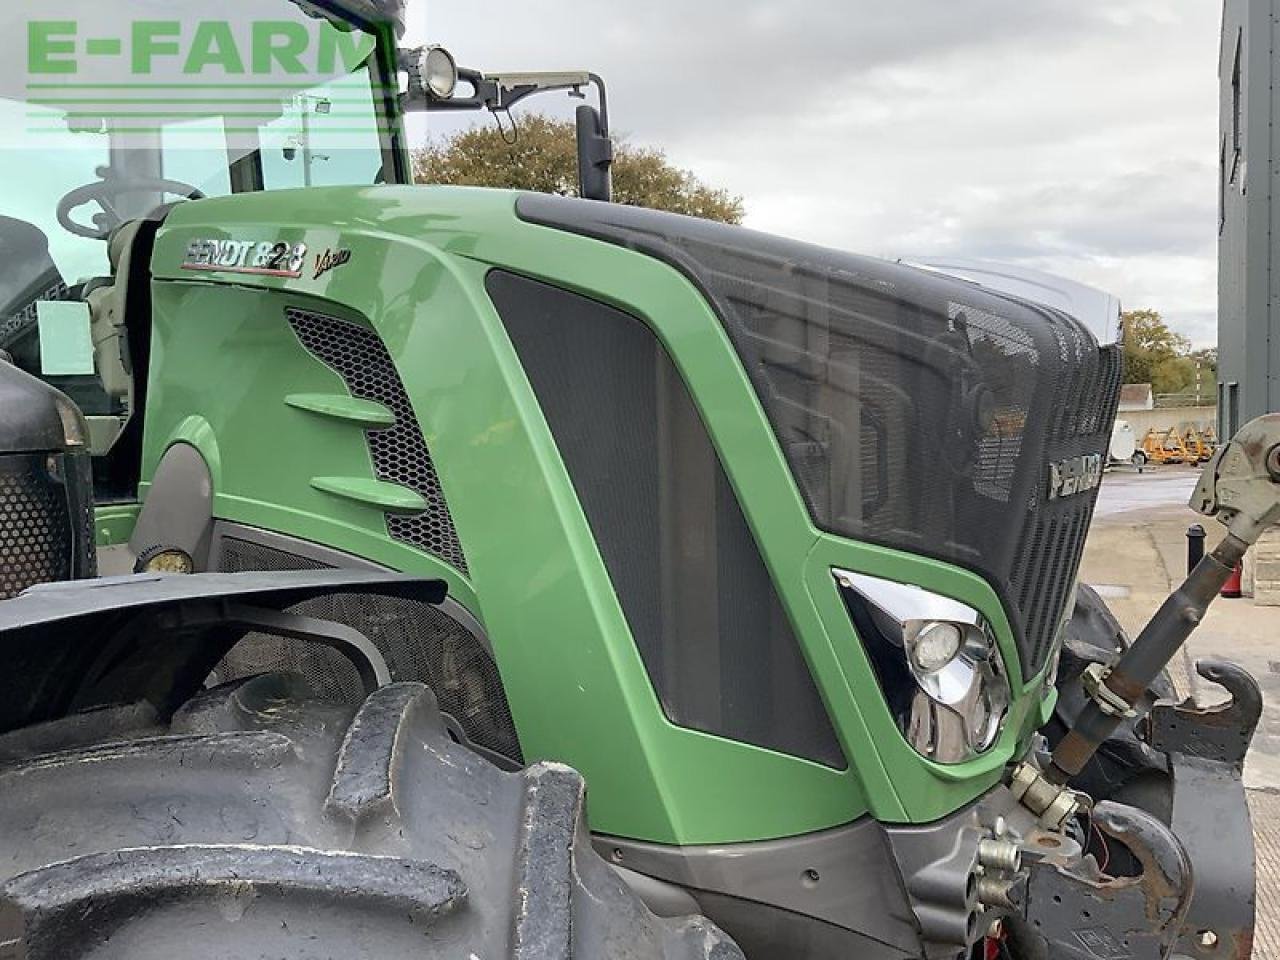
[1190,347,1218,369]
[1121,308,1196,396]
[1180,347,1218,403]
[412,114,745,224]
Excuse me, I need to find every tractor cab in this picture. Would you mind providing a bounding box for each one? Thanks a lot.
[0,0,608,509]
[1,0,406,505]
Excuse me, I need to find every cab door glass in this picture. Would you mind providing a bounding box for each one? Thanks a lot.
[261,69,385,190]
[0,101,110,313]
[0,100,112,418]
[161,117,233,198]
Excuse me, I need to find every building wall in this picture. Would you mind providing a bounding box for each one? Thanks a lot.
[1218,0,1276,437]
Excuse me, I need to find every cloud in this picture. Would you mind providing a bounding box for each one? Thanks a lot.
[410,1,1222,346]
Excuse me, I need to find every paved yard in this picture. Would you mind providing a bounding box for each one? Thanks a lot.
[1084,464,1279,957]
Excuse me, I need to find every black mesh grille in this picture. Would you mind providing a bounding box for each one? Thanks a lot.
[0,455,69,599]
[490,271,846,768]
[1010,340,1124,671]
[0,452,95,600]
[285,308,467,575]
[516,195,1121,677]
[213,536,521,763]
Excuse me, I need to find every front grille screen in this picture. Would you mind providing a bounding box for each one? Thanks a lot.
[516,195,1121,676]
[0,452,95,599]
[285,308,468,575]
[490,271,845,768]
[213,536,521,763]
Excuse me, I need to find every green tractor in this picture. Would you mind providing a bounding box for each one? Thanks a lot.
[0,1,1268,958]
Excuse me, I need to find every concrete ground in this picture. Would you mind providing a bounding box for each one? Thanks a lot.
[1083,464,1280,958]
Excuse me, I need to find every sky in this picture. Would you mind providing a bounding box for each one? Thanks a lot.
[405,2,1223,347]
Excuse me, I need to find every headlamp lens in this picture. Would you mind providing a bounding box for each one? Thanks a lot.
[834,569,1010,764]
[910,620,963,672]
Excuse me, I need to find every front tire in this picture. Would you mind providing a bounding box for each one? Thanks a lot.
[0,674,743,960]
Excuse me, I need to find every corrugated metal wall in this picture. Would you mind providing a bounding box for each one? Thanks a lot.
[1218,0,1277,437]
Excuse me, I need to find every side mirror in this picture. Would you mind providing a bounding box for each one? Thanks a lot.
[575,104,613,203]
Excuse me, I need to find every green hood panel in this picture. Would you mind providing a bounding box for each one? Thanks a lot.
[147,186,1052,842]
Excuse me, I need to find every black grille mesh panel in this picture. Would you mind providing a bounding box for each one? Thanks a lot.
[515,195,1122,677]
[213,536,521,763]
[490,271,846,768]
[0,456,69,599]
[285,308,468,575]
[0,452,94,599]
[1010,340,1124,671]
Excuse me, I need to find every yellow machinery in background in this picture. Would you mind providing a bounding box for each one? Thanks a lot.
[1140,428,1188,464]
[1183,427,1216,464]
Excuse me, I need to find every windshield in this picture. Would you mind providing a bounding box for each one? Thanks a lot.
[0,1,394,338]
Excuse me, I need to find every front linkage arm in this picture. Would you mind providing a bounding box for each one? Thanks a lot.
[992,415,1278,960]
[1048,413,1280,785]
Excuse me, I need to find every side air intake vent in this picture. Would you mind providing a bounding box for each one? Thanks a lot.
[489,270,845,769]
[285,308,468,575]
[212,535,521,764]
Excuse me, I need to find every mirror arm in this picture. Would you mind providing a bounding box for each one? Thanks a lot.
[588,73,610,138]
[399,60,614,202]
[402,66,606,118]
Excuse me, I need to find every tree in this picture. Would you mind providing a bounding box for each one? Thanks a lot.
[1189,347,1218,370]
[1182,347,1218,404]
[1121,308,1194,395]
[412,114,745,224]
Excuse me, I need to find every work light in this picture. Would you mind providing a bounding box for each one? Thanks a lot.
[834,569,1010,763]
[420,45,458,100]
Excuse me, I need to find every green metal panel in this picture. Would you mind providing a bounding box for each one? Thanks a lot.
[142,282,478,614]
[94,503,140,547]
[142,185,1053,841]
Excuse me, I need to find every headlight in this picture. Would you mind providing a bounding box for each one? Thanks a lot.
[834,569,1010,764]
[134,545,195,575]
[419,45,458,100]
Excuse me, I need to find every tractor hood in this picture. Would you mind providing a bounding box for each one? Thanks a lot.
[517,192,1124,684]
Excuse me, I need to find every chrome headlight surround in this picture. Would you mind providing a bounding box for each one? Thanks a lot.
[834,569,1011,764]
